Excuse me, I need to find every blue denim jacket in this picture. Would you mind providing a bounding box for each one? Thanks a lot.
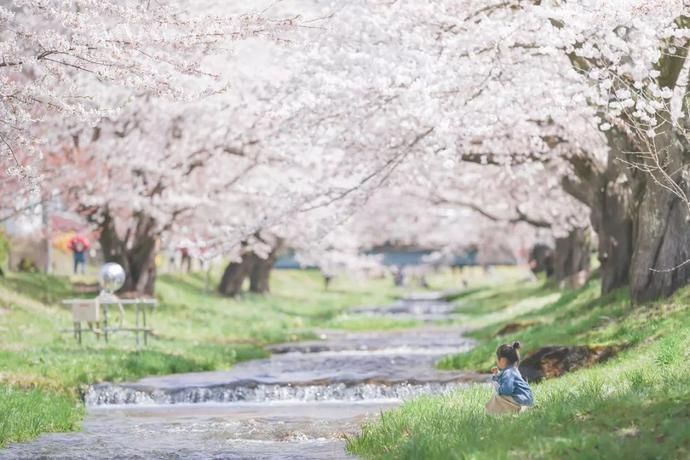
[492,365,534,406]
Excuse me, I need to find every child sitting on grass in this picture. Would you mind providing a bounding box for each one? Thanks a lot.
[486,341,534,415]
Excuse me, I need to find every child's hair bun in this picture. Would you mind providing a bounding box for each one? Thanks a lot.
[512,341,521,350]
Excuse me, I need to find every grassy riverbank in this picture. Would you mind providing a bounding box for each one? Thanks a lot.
[348,279,690,459]
[0,268,419,448]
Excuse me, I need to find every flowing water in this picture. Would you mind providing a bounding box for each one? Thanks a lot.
[2,294,485,460]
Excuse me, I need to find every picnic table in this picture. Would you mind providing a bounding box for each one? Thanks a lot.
[62,295,157,347]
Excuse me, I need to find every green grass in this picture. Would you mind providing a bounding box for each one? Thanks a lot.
[0,269,401,386]
[0,268,410,447]
[0,386,83,447]
[323,315,422,331]
[348,279,690,459]
[0,272,84,305]
[439,280,630,371]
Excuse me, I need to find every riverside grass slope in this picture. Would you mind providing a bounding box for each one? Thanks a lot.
[0,268,417,448]
[348,279,690,459]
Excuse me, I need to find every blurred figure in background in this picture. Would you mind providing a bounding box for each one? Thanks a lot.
[69,234,90,274]
[180,247,192,273]
[393,266,405,286]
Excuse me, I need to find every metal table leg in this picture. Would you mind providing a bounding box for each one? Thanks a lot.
[75,321,82,345]
[103,304,109,344]
[135,303,140,348]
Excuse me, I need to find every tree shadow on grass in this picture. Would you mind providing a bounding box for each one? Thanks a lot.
[0,273,85,305]
[158,274,214,297]
[441,286,489,302]
[454,282,554,316]
[261,301,339,320]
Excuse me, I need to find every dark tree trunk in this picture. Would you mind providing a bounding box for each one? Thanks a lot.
[586,130,690,303]
[563,134,634,295]
[529,244,554,277]
[218,256,255,297]
[130,237,157,295]
[594,160,635,294]
[99,212,158,295]
[181,253,192,273]
[627,40,690,303]
[629,125,690,303]
[249,238,284,294]
[217,237,284,296]
[553,228,592,287]
[631,187,690,302]
[560,23,690,302]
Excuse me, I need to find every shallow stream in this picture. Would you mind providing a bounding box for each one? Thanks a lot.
[2,294,484,459]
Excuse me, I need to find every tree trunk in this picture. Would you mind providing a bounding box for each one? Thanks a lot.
[629,129,690,303]
[553,228,592,288]
[559,27,690,302]
[249,238,284,294]
[528,244,554,277]
[594,167,634,294]
[99,212,158,296]
[218,256,255,297]
[563,134,634,295]
[129,235,157,295]
[181,253,192,273]
[631,186,690,302]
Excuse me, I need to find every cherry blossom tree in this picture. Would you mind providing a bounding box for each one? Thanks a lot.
[259,0,594,282]
[7,0,688,305]
[1,0,310,292]
[338,0,688,301]
[1,0,299,182]
[523,0,690,301]
[199,0,594,293]
[191,0,688,302]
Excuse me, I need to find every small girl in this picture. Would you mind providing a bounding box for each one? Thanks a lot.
[485,341,534,415]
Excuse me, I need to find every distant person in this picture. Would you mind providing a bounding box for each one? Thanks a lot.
[180,247,192,273]
[323,273,333,291]
[419,275,429,289]
[486,341,534,415]
[393,267,405,286]
[68,235,90,274]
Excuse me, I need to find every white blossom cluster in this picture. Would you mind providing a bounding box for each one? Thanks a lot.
[1,0,687,268]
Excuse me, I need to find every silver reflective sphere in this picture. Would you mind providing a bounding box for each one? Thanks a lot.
[99,263,126,293]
